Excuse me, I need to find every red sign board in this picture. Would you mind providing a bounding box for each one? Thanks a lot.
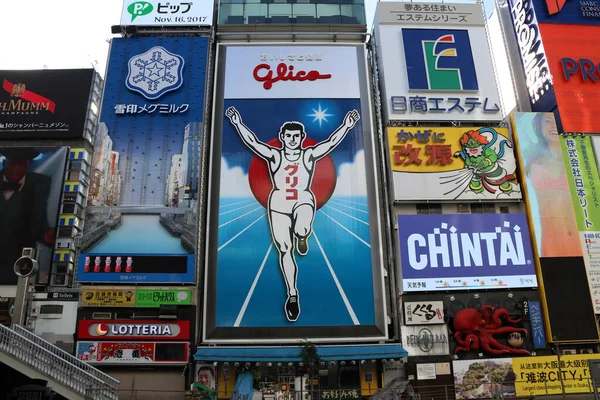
[76,341,190,364]
[77,320,190,340]
[539,23,600,133]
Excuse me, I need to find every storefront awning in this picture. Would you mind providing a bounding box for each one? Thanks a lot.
[194,344,407,362]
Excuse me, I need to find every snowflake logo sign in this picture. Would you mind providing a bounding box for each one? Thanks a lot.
[126,46,185,100]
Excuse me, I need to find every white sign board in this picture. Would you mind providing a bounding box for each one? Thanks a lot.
[374,2,502,122]
[404,301,444,325]
[120,0,214,27]
[223,45,361,99]
[401,324,450,356]
[416,363,437,380]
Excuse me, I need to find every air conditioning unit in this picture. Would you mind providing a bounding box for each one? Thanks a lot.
[562,349,577,355]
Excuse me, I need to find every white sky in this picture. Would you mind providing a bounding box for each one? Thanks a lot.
[0,0,123,75]
[0,0,510,110]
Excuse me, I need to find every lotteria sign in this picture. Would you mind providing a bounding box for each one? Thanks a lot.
[77,320,190,340]
[398,213,537,292]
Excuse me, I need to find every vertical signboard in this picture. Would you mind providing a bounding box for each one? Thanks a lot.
[507,0,555,111]
[511,112,599,342]
[0,147,68,285]
[387,126,521,201]
[78,37,209,284]
[374,2,503,122]
[561,136,600,312]
[205,44,387,342]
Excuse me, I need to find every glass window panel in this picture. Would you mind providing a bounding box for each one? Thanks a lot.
[269,3,292,16]
[293,3,316,16]
[317,4,339,17]
[246,3,268,17]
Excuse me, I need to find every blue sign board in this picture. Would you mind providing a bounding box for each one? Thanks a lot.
[531,0,600,25]
[78,36,209,284]
[398,213,537,292]
[529,300,547,348]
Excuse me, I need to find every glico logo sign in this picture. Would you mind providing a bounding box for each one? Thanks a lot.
[510,0,551,104]
[405,221,528,270]
[94,322,173,336]
[402,28,479,91]
[252,53,332,90]
[562,57,600,82]
[0,79,56,115]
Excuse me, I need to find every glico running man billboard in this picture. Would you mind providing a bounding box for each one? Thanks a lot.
[204,45,388,342]
[78,37,209,284]
[398,213,537,292]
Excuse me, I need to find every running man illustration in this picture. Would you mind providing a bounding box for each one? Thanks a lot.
[225,106,360,322]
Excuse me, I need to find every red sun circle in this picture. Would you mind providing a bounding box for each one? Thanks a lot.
[248,137,337,210]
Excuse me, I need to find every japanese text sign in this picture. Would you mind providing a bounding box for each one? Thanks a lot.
[80,288,193,307]
[561,136,600,232]
[373,3,502,122]
[120,0,213,27]
[387,127,521,201]
[374,2,484,26]
[404,301,445,325]
[398,213,537,292]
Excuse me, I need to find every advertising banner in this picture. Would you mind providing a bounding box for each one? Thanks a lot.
[398,213,537,292]
[388,127,521,201]
[0,146,68,285]
[511,112,582,258]
[76,341,190,364]
[205,44,386,342]
[454,355,599,398]
[80,288,193,307]
[530,0,600,25]
[400,324,450,356]
[0,70,94,140]
[120,0,213,27]
[537,23,600,133]
[77,320,190,340]
[507,0,554,111]
[404,301,444,325]
[561,136,600,312]
[78,37,209,284]
[529,300,547,348]
[374,3,502,122]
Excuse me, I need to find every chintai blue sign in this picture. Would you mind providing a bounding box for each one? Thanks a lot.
[398,213,537,291]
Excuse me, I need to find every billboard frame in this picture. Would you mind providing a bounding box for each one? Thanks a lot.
[202,42,389,344]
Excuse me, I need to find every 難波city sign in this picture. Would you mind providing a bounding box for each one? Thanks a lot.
[77,320,190,340]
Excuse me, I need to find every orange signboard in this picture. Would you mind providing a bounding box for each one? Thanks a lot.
[539,23,600,133]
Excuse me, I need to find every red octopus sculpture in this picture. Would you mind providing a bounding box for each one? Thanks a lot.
[453,305,531,356]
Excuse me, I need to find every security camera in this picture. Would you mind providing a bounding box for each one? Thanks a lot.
[14,248,38,278]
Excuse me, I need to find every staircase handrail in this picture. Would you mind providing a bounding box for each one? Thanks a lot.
[0,324,118,399]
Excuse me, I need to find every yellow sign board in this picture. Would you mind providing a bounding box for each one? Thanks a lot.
[514,354,597,396]
[80,289,135,307]
[386,127,521,201]
[387,127,513,173]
